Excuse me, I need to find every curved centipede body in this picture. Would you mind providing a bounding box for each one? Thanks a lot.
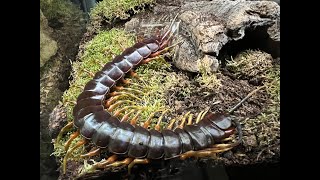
[57,16,243,175]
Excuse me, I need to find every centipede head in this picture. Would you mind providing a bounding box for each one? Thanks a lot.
[158,14,181,50]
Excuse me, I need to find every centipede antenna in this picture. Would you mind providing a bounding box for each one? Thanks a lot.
[165,40,184,50]
[160,14,180,42]
[166,20,181,42]
[228,85,266,114]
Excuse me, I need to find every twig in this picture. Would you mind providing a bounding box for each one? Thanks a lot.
[228,85,266,114]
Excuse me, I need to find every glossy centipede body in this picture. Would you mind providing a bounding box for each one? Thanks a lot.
[59,16,243,174]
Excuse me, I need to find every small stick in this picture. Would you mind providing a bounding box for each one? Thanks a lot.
[228,85,266,114]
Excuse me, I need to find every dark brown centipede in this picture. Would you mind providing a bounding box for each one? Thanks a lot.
[56,16,243,175]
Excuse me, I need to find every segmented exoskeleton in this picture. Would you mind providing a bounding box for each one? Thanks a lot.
[56,15,243,175]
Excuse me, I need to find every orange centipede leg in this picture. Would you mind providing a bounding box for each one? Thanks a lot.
[177,112,191,129]
[121,109,136,122]
[140,57,159,64]
[63,139,87,174]
[143,112,156,128]
[121,77,131,85]
[155,110,169,131]
[180,143,237,161]
[93,155,118,169]
[80,147,101,158]
[130,110,142,125]
[128,159,150,174]
[166,118,176,130]
[64,130,80,152]
[103,157,134,169]
[107,100,136,112]
[129,70,140,79]
[55,121,73,145]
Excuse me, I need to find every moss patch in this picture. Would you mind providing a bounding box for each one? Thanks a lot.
[226,50,273,80]
[90,0,155,25]
[239,64,280,163]
[195,64,222,91]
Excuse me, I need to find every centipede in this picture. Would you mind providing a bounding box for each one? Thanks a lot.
[55,15,245,175]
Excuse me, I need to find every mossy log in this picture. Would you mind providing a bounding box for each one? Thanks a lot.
[48,0,280,179]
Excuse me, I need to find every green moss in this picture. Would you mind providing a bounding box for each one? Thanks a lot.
[242,65,280,154]
[226,50,273,79]
[225,49,280,156]
[194,60,222,90]
[196,71,222,91]
[40,0,80,20]
[264,65,280,104]
[90,0,155,24]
